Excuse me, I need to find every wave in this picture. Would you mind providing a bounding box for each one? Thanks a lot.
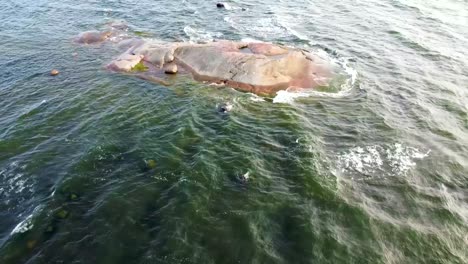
[335,143,430,179]
[183,25,223,43]
[273,53,358,103]
[0,161,34,201]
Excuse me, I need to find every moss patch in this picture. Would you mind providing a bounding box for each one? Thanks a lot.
[146,159,157,169]
[131,61,148,72]
[55,209,69,219]
[134,31,151,37]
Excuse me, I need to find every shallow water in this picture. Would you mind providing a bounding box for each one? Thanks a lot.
[1,0,467,263]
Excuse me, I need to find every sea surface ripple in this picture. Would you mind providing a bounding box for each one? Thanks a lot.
[0,0,467,263]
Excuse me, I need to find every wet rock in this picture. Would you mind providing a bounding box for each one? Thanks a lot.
[218,102,233,113]
[50,69,59,76]
[237,172,250,184]
[107,52,144,72]
[74,31,112,44]
[164,63,178,74]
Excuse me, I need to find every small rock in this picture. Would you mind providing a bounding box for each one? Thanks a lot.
[237,172,250,184]
[164,63,178,74]
[216,2,231,9]
[164,52,174,63]
[242,172,250,181]
[75,31,112,44]
[218,102,233,113]
[50,69,59,76]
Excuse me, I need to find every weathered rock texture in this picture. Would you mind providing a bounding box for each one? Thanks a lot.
[107,40,332,95]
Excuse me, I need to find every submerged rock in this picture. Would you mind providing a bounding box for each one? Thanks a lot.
[27,240,37,249]
[69,193,78,201]
[218,102,233,113]
[55,209,69,219]
[146,159,157,169]
[74,31,112,44]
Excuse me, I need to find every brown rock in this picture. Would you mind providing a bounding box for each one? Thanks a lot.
[50,69,60,76]
[164,63,178,74]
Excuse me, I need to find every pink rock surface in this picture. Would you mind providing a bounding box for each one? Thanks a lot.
[108,40,333,95]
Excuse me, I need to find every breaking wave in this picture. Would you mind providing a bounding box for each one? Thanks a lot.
[335,143,430,179]
[273,54,358,103]
[183,25,223,43]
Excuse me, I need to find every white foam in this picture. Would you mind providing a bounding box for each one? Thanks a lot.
[272,51,358,103]
[219,2,232,10]
[240,38,263,43]
[11,214,34,235]
[1,162,32,196]
[273,90,312,103]
[10,205,43,235]
[440,184,468,224]
[336,143,430,178]
[248,93,266,102]
[274,14,310,42]
[183,26,223,43]
[21,100,47,117]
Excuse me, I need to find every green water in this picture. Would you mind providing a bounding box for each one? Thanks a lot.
[1,0,467,263]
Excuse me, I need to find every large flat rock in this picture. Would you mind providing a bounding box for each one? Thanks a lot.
[108,40,332,95]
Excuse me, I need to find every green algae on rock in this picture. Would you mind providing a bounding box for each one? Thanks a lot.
[146,159,157,169]
[131,61,148,72]
[55,209,69,219]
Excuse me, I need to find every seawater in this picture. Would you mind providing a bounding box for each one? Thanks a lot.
[1,0,467,263]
